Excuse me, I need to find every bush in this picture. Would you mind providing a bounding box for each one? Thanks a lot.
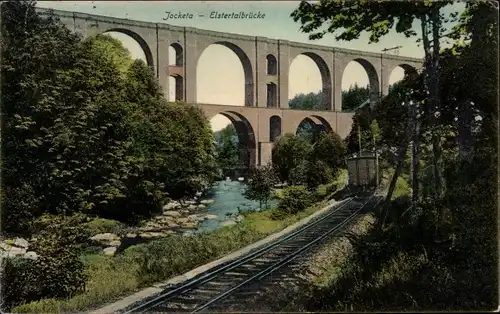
[244,164,279,209]
[304,160,334,190]
[123,226,262,286]
[83,218,125,236]
[289,161,308,186]
[275,186,315,217]
[312,132,346,174]
[272,134,311,182]
[1,216,89,312]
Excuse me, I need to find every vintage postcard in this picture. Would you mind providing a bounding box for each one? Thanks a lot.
[1,1,497,312]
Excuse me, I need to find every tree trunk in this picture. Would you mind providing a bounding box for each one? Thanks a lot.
[379,141,410,230]
[430,7,444,201]
[379,105,415,230]
[420,11,444,202]
[411,103,420,207]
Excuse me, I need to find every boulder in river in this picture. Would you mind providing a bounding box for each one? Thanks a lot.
[163,201,181,211]
[108,240,121,247]
[167,222,180,228]
[125,233,137,239]
[221,220,237,227]
[163,210,182,218]
[197,204,207,210]
[91,233,117,241]
[14,237,29,249]
[7,246,26,258]
[204,214,218,220]
[200,199,215,205]
[24,251,39,260]
[181,222,198,229]
[103,247,117,256]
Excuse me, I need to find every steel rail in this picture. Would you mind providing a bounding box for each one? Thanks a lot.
[192,195,381,313]
[122,194,371,313]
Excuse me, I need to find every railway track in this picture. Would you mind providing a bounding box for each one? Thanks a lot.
[122,190,382,313]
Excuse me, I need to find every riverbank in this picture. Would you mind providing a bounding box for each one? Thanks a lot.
[10,175,346,313]
[0,180,278,261]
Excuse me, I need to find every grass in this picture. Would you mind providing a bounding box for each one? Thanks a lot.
[378,167,412,200]
[11,171,349,313]
[281,164,496,312]
[11,193,329,313]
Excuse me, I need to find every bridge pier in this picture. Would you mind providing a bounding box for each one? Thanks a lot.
[258,142,274,166]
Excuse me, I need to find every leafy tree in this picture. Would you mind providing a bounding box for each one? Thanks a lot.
[91,34,134,76]
[289,92,324,110]
[304,159,334,191]
[1,0,102,230]
[214,124,240,169]
[1,0,218,232]
[312,131,346,175]
[272,133,311,183]
[289,161,308,186]
[244,164,278,209]
[345,110,373,155]
[291,0,461,201]
[296,119,326,144]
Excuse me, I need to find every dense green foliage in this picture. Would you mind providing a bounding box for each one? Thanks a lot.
[273,131,345,190]
[341,84,370,112]
[2,215,90,310]
[312,131,346,173]
[288,85,370,112]
[1,1,217,310]
[288,92,324,110]
[213,124,240,170]
[244,164,279,209]
[1,1,217,234]
[272,133,311,182]
[274,186,315,217]
[290,0,498,311]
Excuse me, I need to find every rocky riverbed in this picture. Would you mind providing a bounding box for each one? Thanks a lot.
[0,197,245,261]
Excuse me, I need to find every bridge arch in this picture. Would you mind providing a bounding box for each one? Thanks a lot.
[269,115,282,142]
[213,111,257,168]
[342,58,380,109]
[197,42,254,107]
[296,115,333,142]
[389,63,419,85]
[103,28,155,68]
[289,52,332,111]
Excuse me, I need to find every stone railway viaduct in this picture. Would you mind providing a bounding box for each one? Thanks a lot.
[37,8,423,167]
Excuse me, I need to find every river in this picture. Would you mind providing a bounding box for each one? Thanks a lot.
[196,180,278,233]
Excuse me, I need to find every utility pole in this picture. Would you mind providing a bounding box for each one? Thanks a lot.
[357,124,362,155]
[382,46,403,55]
[410,99,420,208]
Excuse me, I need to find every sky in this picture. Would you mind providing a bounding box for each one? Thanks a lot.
[36,1,466,131]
